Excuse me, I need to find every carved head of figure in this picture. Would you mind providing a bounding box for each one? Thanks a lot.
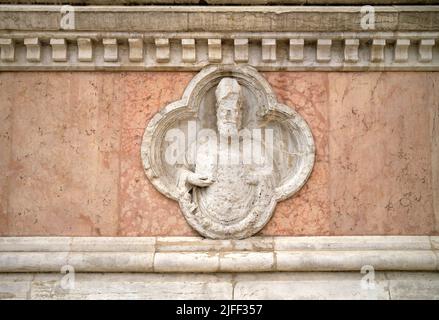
[215,78,243,137]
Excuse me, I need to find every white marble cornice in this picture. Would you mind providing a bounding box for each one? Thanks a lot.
[0,236,438,273]
[0,5,438,70]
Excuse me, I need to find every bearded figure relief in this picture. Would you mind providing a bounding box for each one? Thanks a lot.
[141,65,315,239]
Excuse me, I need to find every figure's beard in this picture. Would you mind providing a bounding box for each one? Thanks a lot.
[218,122,239,137]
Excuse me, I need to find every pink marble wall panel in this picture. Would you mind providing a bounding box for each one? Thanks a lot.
[118,73,196,236]
[260,73,330,236]
[327,73,435,235]
[0,76,12,234]
[0,71,437,236]
[0,73,122,236]
[430,74,439,233]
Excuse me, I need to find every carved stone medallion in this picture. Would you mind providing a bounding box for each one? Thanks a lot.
[141,65,315,239]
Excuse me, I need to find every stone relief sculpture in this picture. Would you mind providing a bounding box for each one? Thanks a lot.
[141,65,315,239]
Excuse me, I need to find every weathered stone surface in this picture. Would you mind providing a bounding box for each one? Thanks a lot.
[274,236,433,251]
[233,272,390,300]
[1,271,439,300]
[0,6,416,32]
[50,38,67,62]
[0,1,436,4]
[276,250,437,271]
[155,237,234,252]
[77,38,93,62]
[394,39,410,62]
[0,38,15,62]
[386,272,439,299]
[181,38,196,63]
[156,235,275,253]
[431,237,439,250]
[29,273,233,300]
[0,237,156,252]
[0,6,438,34]
[0,252,69,272]
[70,237,156,252]
[67,252,154,272]
[23,38,40,62]
[0,237,72,252]
[154,252,220,272]
[0,274,33,300]
[370,39,386,62]
[219,252,274,272]
[102,38,118,62]
[128,38,143,62]
[232,237,274,251]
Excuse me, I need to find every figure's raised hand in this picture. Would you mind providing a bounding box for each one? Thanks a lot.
[187,173,214,187]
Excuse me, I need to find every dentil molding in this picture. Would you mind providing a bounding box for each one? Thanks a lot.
[0,5,438,71]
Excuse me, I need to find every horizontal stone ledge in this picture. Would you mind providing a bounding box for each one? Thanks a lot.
[1,236,438,252]
[276,251,438,271]
[0,250,437,273]
[0,5,439,32]
[0,237,157,252]
[2,272,439,300]
[2,65,439,72]
[0,236,438,273]
[2,31,439,40]
[0,271,439,300]
[1,1,438,5]
[0,252,154,273]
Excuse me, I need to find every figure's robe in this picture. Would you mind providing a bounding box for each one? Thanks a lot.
[179,136,276,231]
